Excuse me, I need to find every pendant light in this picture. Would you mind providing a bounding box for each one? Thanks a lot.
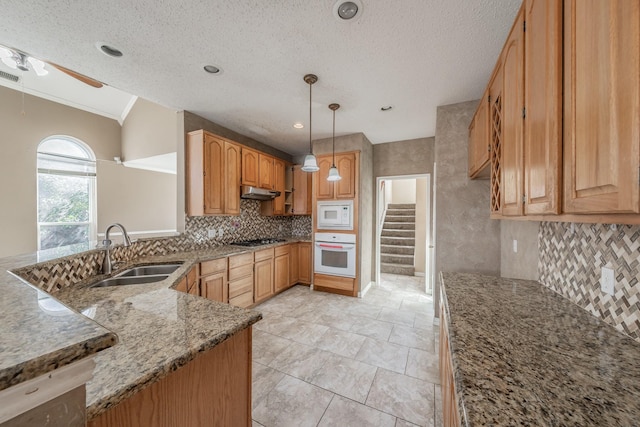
[301,74,319,172]
[327,103,342,181]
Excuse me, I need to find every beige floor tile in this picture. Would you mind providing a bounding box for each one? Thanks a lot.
[316,328,367,358]
[434,385,443,427]
[389,324,435,352]
[252,420,265,427]
[252,330,294,365]
[253,313,297,335]
[318,395,396,426]
[346,302,383,319]
[396,418,421,426]
[414,312,437,331]
[405,348,440,384]
[277,319,330,346]
[377,307,416,327]
[366,369,435,427]
[252,362,285,410]
[400,298,432,314]
[268,340,332,382]
[253,375,334,427]
[308,353,377,403]
[355,337,409,374]
[350,316,394,341]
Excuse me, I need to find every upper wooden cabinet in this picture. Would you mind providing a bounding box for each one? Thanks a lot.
[468,90,490,179]
[524,0,562,215]
[563,0,640,214]
[259,154,275,190]
[241,147,260,187]
[292,165,312,215]
[489,61,504,216]
[316,152,358,200]
[186,130,241,216]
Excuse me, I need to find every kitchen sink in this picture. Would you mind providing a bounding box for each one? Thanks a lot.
[90,274,170,288]
[117,263,183,277]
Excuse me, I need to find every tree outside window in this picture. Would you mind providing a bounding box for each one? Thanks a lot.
[37,136,96,250]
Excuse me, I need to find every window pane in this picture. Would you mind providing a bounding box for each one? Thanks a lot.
[38,138,92,159]
[39,224,89,250]
[38,153,96,174]
[38,173,91,222]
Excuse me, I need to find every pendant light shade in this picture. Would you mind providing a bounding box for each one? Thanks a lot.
[301,74,319,172]
[327,103,342,181]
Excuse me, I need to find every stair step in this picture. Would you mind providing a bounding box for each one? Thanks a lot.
[380,236,415,246]
[384,215,415,223]
[380,263,415,276]
[381,254,414,265]
[388,204,416,209]
[387,209,416,216]
[380,245,415,255]
[383,222,415,230]
[382,229,415,238]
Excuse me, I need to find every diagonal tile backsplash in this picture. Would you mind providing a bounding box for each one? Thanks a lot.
[538,221,640,342]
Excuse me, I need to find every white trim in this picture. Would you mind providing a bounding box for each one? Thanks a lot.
[119,95,138,125]
[0,357,95,423]
[433,317,440,326]
[358,281,374,298]
[97,229,178,238]
[414,272,425,277]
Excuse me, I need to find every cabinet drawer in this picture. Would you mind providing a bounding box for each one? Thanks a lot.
[229,275,254,298]
[275,245,289,257]
[314,274,355,292]
[229,264,253,282]
[200,258,227,276]
[229,290,253,308]
[229,252,253,268]
[254,248,274,261]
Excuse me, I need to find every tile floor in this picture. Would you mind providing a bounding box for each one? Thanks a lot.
[251,273,442,427]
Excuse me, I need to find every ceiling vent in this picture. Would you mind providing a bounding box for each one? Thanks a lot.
[0,70,19,83]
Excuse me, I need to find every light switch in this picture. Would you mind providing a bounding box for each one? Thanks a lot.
[208,229,216,238]
[218,227,224,238]
[512,239,518,253]
[601,267,615,296]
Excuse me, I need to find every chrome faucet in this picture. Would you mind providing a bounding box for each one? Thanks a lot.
[101,223,132,274]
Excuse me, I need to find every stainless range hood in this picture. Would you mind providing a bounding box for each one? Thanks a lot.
[240,186,280,200]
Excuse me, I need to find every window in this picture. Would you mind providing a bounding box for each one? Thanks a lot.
[37,136,96,250]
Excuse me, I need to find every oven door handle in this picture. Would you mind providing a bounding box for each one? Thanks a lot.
[315,243,355,249]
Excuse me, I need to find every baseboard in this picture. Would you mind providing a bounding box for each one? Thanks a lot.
[414,272,425,277]
[358,281,374,298]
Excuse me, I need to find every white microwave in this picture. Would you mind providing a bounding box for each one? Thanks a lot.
[317,200,354,230]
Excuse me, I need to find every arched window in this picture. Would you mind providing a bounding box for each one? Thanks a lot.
[37,136,96,250]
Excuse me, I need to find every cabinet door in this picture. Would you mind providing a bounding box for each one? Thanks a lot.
[563,0,640,213]
[254,259,274,304]
[272,159,286,215]
[316,156,334,200]
[335,153,356,199]
[489,64,504,215]
[274,254,290,293]
[289,243,299,285]
[241,147,260,187]
[292,165,312,214]
[468,91,490,179]
[224,141,241,215]
[201,272,228,303]
[259,154,275,190]
[175,277,188,293]
[500,9,525,216]
[523,0,562,215]
[203,134,225,215]
[298,243,312,284]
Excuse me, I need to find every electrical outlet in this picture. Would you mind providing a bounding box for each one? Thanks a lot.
[207,229,216,238]
[512,239,518,253]
[218,227,224,238]
[601,267,615,296]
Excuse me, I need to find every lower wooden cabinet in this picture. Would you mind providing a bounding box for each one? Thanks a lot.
[199,259,227,303]
[88,327,252,427]
[298,242,312,285]
[254,248,274,304]
[274,245,290,293]
[176,266,198,294]
[289,243,299,286]
[440,305,460,427]
[229,253,254,308]
[313,273,356,296]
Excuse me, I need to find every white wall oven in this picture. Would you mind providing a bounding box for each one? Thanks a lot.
[314,233,356,278]
[317,200,354,231]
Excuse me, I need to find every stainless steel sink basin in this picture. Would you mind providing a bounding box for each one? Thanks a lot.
[91,274,169,288]
[117,263,183,277]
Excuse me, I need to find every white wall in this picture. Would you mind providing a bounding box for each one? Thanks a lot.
[391,179,416,204]
[121,98,179,161]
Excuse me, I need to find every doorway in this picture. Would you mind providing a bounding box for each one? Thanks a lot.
[375,174,433,295]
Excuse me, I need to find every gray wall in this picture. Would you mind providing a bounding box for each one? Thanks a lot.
[373,138,435,177]
[500,220,539,280]
[434,100,501,317]
[122,98,179,161]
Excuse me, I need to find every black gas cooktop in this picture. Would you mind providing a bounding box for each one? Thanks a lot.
[231,238,287,247]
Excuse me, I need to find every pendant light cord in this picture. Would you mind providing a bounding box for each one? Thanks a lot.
[309,80,313,154]
[332,109,336,166]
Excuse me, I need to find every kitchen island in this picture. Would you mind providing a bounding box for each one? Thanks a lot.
[440,272,640,426]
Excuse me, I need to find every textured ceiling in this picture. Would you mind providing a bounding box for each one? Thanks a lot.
[0,0,522,155]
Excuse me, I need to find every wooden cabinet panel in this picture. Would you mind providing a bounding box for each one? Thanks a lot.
[272,159,285,214]
[187,266,199,295]
[523,0,562,215]
[254,248,274,262]
[254,258,274,304]
[563,0,640,214]
[298,243,312,285]
[316,156,334,200]
[200,271,227,303]
[274,253,290,293]
[229,252,253,269]
[229,291,253,309]
[335,153,357,199]
[313,273,355,296]
[292,165,312,215]
[468,90,490,179]
[229,275,253,299]
[500,9,525,216]
[259,154,275,190]
[225,142,242,215]
[200,258,227,276]
[241,147,260,187]
[440,306,460,427]
[489,63,504,215]
[175,277,188,293]
[229,264,253,282]
[289,243,299,285]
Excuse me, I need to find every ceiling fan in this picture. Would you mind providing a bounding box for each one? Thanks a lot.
[0,45,104,88]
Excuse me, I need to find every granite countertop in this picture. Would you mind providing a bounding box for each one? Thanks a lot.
[440,272,640,426]
[0,237,311,418]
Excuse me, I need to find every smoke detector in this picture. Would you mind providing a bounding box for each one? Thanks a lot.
[333,0,363,22]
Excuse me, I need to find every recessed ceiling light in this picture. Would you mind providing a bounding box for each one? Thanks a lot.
[96,43,123,58]
[204,65,222,74]
[381,106,393,111]
[293,123,304,129]
[333,0,363,22]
